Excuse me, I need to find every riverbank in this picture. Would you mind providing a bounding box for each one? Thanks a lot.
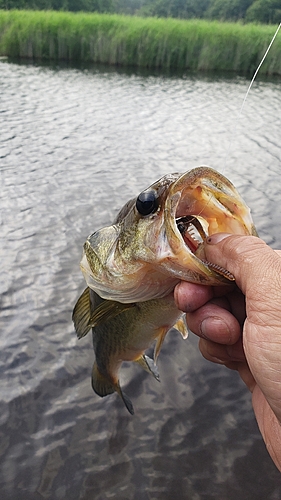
[0,10,280,74]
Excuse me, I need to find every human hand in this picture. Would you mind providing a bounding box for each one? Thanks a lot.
[174,234,281,472]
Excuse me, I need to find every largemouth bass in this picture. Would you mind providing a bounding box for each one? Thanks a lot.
[73,166,257,414]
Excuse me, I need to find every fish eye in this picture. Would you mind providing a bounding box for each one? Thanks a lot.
[136,190,158,216]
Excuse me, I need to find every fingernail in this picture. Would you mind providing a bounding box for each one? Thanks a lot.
[206,233,231,245]
[200,318,210,338]
[200,317,231,342]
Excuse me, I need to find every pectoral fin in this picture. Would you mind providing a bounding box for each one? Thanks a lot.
[90,299,135,328]
[72,287,135,339]
[72,287,92,339]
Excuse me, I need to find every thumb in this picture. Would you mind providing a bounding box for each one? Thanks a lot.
[205,234,281,422]
[205,234,279,296]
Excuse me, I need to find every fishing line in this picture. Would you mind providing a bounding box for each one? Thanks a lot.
[223,22,281,174]
[240,22,281,118]
[196,22,281,221]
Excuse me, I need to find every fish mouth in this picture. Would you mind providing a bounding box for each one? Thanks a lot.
[163,166,256,282]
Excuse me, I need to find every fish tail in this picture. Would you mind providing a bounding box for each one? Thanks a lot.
[116,382,134,416]
[91,362,115,397]
[91,363,134,415]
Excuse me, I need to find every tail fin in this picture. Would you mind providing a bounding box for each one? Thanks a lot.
[116,382,134,415]
[91,362,115,397]
[91,363,134,415]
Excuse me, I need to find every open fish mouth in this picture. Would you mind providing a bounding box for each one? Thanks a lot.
[161,167,257,282]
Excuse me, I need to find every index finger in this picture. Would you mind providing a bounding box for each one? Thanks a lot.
[174,281,236,313]
[174,282,214,313]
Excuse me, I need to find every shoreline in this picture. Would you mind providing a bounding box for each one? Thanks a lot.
[0,10,280,75]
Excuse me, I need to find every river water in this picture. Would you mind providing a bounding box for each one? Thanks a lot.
[1,59,281,499]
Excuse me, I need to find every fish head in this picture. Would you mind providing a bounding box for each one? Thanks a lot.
[80,166,257,302]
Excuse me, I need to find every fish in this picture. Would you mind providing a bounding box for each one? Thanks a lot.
[72,166,257,414]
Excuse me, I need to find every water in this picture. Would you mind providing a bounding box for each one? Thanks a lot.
[1,59,281,499]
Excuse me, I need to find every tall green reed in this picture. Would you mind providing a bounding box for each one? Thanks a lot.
[0,10,280,74]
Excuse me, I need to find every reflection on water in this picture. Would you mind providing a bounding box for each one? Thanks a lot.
[1,59,281,499]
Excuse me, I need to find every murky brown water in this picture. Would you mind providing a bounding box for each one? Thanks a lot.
[1,59,281,499]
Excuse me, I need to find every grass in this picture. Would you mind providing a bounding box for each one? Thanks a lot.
[0,10,280,74]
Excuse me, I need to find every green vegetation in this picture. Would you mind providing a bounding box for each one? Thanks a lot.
[0,10,280,74]
[139,0,281,24]
[0,0,280,24]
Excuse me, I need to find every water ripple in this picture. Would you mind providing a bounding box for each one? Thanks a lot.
[1,59,281,499]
